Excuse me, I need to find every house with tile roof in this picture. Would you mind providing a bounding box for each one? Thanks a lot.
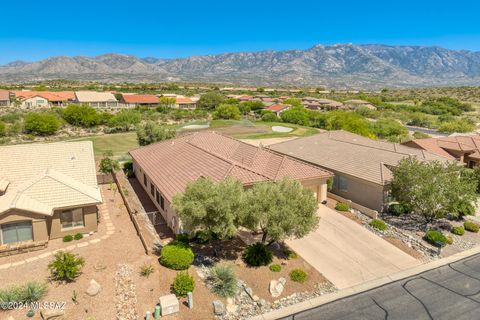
[74,91,118,108]
[266,104,291,116]
[129,131,331,233]
[0,90,9,107]
[120,94,159,107]
[403,135,480,168]
[0,141,102,249]
[13,91,75,108]
[269,130,450,212]
[175,97,197,108]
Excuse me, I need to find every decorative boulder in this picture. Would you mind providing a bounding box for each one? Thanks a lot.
[85,279,102,296]
[269,277,286,298]
[213,300,225,315]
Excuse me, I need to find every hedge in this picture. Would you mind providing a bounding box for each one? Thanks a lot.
[159,243,194,270]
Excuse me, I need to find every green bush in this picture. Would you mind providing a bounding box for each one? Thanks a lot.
[242,243,273,267]
[175,233,190,244]
[424,230,448,246]
[335,202,350,211]
[261,111,279,122]
[289,269,308,283]
[464,221,480,233]
[63,235,73,242]
[62,104,100,127]
[206,264,238,298]
[194,230,211,244]
[446,236,454,245]
[369,219,387,231]
[283,248,298,260]
[74,233,83,240]
[451,226,465,236]
[269,264,282,272]
[25,112,61,136]
[159,243,194,270]
[172,272,195,296]
[48,251,85,282]
[212,103,241,120]
[389,203,408,216]
[0,281,47,308]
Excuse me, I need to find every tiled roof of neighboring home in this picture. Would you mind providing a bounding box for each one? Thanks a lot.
[406,135,480,159]
[269,130,450,186]
[0,90,9,101]
[176,97,195,104]
[75,91,117,102]
[266,104,290,112]
[14,91,75,102]
[0,141,102,216]
[122,94,159,104]
[129,131,331,202]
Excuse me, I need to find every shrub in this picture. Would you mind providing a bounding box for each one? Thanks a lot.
[99,150,120,173]
[108,109,141,131]
[369,219,387,231]
[335,202,350,211]
[212,104,241,120]
[74,233,83,240]
[62,104,100,127]
[464,221,480,233]
[63,235,73,242]
[424,230,448,247]
[136,121,176,146]
[261,111,279,122]
[289,269,308,283]
[194,230,211,244]
[25,112,61,136]
[451,226,465,236]
[175,233,190,244]
[283,248,298,260]
[0,281,47,308]
[242,242,273,267]
[206,264,238,297]
[139,264,154,278]
[173,272,195,296]
[159,243,194,270]
[269,264,282,272]
[48,251,85,282]
[446,236,454,245]
[389,203,408,216]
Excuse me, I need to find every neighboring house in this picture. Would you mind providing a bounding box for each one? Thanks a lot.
[0,90,10,107]
[266,104,291,116]
[303,98,345,111]
[344,99,376,110]
[403,135,480,167]
[129,131,331,233]
[74,91,118,107]
[120,94,159,107]
[175,97,197,108]
[0,141,102,248]
[269,130,448,212]
[13,91,75,108]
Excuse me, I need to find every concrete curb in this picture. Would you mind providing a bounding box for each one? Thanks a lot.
[250,245,480,320]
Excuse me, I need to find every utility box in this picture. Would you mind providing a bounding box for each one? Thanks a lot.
[159,294,179,316]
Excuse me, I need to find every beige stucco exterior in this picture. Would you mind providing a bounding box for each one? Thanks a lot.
[133,159,329,234]
[0,205,98,245]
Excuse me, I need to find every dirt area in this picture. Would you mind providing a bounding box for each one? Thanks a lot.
[0,185,215,320]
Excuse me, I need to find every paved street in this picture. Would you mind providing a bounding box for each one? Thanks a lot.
[286,206,420,289]
[280,253,480,320]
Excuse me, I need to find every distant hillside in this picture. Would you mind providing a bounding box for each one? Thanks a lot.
[2,44,480,88]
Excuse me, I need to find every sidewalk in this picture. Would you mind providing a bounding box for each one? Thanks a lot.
[250,244,480,320]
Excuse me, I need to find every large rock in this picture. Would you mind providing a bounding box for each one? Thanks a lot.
[40,309,65,320]
[85,279,101,296]
[213,300,225,315]
[269,277,286,298]
[159,294,179,316]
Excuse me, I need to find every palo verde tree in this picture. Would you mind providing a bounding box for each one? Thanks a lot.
[136,121,176,146]
[171,177,246,239]
[390,157,477,225]
[241,177,319,244]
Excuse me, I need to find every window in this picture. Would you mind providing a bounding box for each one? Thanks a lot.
[1,221,33,245]
[156,190,160,203]
[150,184,155,196]
[160,195,165,211]
[469,160,477,168]
[338,176,348,192]
[60,208,84,229]
[143,173,148,186]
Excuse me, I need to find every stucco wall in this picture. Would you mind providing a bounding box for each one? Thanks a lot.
[49,205,98,239]
[0,210,49,243]
[330,171,386,212]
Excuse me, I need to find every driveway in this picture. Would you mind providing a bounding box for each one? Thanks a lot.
[287,206,421,289]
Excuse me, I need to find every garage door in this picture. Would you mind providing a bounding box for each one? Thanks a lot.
[1,221,33,245]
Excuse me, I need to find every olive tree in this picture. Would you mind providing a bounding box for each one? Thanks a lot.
[241,178,319,243]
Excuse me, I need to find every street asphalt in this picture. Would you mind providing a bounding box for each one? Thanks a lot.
[279,253,480,320]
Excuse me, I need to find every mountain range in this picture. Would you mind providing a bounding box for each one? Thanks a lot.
[2,44,480,88]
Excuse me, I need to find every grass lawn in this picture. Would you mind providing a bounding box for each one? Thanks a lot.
[231,121,319,139]
[70,132,138,160]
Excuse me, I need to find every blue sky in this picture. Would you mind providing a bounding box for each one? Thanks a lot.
[0,0,479,64]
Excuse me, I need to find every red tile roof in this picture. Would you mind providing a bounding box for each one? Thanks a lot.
[176,97,195,104]
[121,94,159,104]
[0,90,9,101]
[406,135,480,160]
[14,91,74,102]
[266,104,290,112]
[129,131,331,201]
